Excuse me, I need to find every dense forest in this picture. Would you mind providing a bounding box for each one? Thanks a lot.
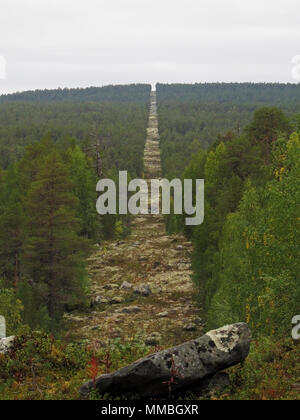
[0,84,150,333]
[157,83,300,179]
[157,83,300,340]
[157,83,300,108]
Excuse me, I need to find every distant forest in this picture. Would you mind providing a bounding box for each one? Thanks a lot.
[0,84,151,104]
[156,83,300,178]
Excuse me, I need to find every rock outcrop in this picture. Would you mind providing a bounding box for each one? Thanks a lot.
[80,323,251,398]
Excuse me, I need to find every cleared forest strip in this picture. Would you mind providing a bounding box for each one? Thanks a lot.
[65,91,201,348]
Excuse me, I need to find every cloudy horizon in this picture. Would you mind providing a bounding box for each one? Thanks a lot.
[0,0,300,94]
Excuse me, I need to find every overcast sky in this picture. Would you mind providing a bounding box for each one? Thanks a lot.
[0,0,300,93]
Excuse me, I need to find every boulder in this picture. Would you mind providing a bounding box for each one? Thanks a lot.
[157,312,169,318]
[120,306,141,314]
[183,323,197,332]
[175,245,184,251]
[94,296,109,305]
[109,296,124,305]
[80,323,251,398]
[185,372,230,398]
[0,336,15,354]
[134,284,152,297]
[104,284,119,291]
[119,281,132,291]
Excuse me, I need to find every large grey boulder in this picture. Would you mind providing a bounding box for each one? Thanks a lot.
[80,323,251,398]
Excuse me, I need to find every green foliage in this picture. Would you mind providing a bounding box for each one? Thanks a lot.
[64,145,101,242]
[0,282,24,335]
[207,133,300,337]
[224,337,300,400]
[157,88,298,341]
[156,83,300,180]
[23,150,92,327]
[0,85,150,332]
[0,329,151,400]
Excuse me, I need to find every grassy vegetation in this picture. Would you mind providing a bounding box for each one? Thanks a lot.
[223,337,300,400]
[0,328,150,400]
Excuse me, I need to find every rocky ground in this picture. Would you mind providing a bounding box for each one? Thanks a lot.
[64,92,201,348]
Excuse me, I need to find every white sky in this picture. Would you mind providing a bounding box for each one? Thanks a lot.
[0,0,300,93]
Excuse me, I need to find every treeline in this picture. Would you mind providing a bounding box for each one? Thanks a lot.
[157,84,300,339]
[156,83,300,179]
[156,83,300,110]
[0,85,150,333]
[0,84,151,104]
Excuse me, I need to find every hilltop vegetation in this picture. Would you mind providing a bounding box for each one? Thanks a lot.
[0,84,151,104]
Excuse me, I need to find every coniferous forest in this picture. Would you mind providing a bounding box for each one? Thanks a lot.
[0,83,299,400]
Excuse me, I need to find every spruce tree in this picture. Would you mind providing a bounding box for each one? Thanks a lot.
[24,150,91,328]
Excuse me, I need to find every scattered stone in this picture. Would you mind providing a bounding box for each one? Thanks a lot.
[80,323,251,398]
[183,323,197,332]
[193,317,202,326]
[94,296,109,305]
[175,245,184,251]
[120,281,132,291]
[157,312,169,318]
[134,284,152,297]
[104,284,119,291]
[120,306,141,314]
[109,296,124,305]
[0,336,15,354]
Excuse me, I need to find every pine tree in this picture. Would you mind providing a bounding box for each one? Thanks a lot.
[24,150,91,328]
